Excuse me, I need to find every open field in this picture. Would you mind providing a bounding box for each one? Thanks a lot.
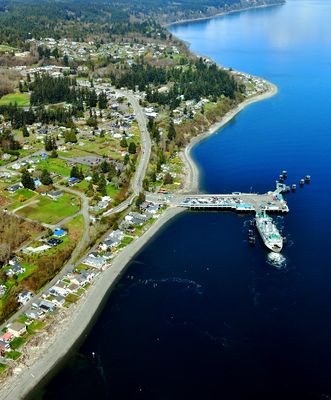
[16,194,80,224]
[0,93,30,107]
[0,45,16,53]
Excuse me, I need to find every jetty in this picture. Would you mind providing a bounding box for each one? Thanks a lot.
[178,183,288,213]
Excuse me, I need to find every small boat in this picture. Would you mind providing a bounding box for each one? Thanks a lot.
[305,175,311,183]
[292,184,296,191]
[300,179,305,186]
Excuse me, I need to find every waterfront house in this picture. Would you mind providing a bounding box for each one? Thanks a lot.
[7,322,27,337]
[0,340,10,355]
[1,332,14,343]
[82,255,108,270]
[25,307,44,320]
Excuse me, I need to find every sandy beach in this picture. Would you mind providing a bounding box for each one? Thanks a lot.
[0,79,277,400]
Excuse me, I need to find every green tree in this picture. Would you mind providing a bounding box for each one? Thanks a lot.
[100,160,110,173]
[135,192,146,207]
[97,175,107,196]
[120,137,128,148]
[64,129,78,143]
[22,126,29,137]
[98,92,108,109]
[40,169,53,185]
[128,142,136,154]
[167,119,176,141]
[21,170,35,190]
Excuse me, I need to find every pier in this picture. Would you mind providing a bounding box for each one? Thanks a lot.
[178,183,288,213]
[147,183,289,214]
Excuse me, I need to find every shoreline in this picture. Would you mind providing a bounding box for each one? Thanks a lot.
[181,82,278,193]
[1,10,277,400]
[0,82,278,400]
[165,2,284,28]
[0,206,185,400]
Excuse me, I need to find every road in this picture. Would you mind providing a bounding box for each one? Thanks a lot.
[104,90,151,215]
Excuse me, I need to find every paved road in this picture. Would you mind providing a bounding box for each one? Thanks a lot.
[103,90,151,216]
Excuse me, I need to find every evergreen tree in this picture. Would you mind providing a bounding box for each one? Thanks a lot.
[64,128,78,143]
[120,137,128,148]
[97,175,107,196]
[128,142,136,154]
[100,160,110,173]
[168,119,176,141]
[88,90,98,108]
[21,169,35,190]
[40,169,53,185]
[98,92,108,109]
[92,171,100,184]
[22,125,29,137]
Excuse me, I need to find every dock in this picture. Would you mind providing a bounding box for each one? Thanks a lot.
[177,183,289,214]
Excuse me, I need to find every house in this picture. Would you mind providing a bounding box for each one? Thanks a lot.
[18,290,32,305]
[51,295,65,307]
[123,212,151,227]
[7,183,23,193]
[53,228,66,238]
[6,263,26,277]
[0,285,6,297]
[68,177,80,186]
[37,300,56,313]
[47,238,63,247]
[82,255,108,270]
[67,283,79,293]
[7,322,27,337]
[0,340,10,355]
[25,307,44,320]
[50,281,68,297]
[1,332,14,343]
[34,178,42,187]
[48,190,64,200]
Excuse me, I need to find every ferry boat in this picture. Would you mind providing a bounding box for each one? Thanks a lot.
[255,212,283,253]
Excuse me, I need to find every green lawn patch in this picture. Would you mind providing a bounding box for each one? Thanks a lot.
[27,320,44,334]
[10,336,27,350]
[16,193,80,224]
[37,158,72,177]
[8,188,38,211]
[5,350,21,360]
[0,363,7,374]
[0,44,16,53]
[0,93,30,107]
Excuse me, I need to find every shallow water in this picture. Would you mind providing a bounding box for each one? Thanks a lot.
[38,1,331,399]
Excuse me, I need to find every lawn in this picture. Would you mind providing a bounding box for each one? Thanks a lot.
[8,188,38,211]
[16,193,80,224]
[0,44,16,53]
[0,93,30,107]
[37,158,72,177]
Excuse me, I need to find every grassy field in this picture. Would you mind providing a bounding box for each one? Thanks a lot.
[0,44,16,53]
[8,188,39,211]
[37,158,72,177]
[0,93,30,107]
[16,193,80,224]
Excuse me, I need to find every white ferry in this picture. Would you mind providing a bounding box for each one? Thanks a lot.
[255,212,283,253]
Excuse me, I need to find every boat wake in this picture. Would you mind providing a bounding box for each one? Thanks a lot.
[266,252,287,269]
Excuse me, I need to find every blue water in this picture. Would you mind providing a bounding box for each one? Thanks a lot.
[36,1,331,399]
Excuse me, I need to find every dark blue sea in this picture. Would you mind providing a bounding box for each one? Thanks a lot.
[35,1,331,399]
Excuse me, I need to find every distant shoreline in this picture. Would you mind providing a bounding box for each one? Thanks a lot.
[165,2,284,28]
